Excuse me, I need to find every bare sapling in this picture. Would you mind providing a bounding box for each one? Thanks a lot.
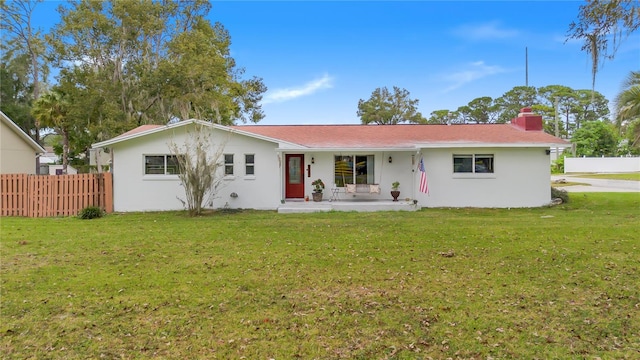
[168,122,227,215]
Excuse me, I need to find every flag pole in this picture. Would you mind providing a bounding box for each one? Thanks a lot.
[412,152,417,203]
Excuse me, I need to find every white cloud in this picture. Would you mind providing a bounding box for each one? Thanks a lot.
[452,21,519,40]
[442,61,508,92]
[263,73,334,104]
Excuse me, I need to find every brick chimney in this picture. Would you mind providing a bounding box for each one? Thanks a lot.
[511,107,543,131]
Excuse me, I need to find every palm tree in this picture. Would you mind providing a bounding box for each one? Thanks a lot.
[615,71,640,122]
[614,71,640,150]
[32,90,71,174]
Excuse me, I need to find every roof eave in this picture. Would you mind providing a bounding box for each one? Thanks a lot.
[92,120,197,148]
[416,142,571,148]
[93,120,300,149]
[276,146,418,152]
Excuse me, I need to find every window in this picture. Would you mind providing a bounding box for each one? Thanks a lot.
[166,155,180,174]
[145,155,181,175]
[334,155,375,186]
[453,154,473,173]
[453,154,494,173]
[224,154,234,175]
[474,154,494,173]
[245,154,255,175]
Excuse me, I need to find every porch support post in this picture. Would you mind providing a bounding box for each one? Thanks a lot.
[412,150,419,203]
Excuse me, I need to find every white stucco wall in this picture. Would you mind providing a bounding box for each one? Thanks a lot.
[109,125,281,212]
[107,124,555,212]
[0,120,38,174]
[301,151,416,201]
[565,157,640,173]
[415,147,552,208]
[287,148,553,208]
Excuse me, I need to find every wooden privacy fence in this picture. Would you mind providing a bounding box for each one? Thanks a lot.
[0,173,113,217]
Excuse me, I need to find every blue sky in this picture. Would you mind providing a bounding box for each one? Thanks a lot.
[34,1,640,125]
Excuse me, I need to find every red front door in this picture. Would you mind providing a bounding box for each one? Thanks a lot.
[285,154,304,198]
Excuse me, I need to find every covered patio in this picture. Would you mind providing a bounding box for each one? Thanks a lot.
[277,198,419,213]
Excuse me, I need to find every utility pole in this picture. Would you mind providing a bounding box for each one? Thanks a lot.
[554,97,560,166]
[525,47,528,87]
[554,97,559,138]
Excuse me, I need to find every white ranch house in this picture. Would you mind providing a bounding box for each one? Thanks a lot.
[93,108,568,212]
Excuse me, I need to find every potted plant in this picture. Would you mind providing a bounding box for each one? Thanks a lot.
[391,181,400,201]
[311,178,325,202]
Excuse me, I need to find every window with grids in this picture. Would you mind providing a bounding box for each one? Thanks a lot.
[453,154,494,173]
[144,155,181,175]
[224,154,234,176]
[245,154,255,175]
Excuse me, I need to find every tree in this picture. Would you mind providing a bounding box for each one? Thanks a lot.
[0,62,34,133]
[46,0,266,145]
[427,109,456,124]
[567,0,640,104]
[622,118,640,154]
[0,0,49,144]
[537,85,577,138]
[458,96,499,124]
[614,70,640,126]
[357,86,426,124]
[572,120,619,157]
[572,89,610,129]
[31,89,72,173]
[168,123,226,216]
[495,86,538,123]
[614,70,640,152]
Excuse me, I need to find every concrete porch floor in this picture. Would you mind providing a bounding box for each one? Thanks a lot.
[277,198,419,213]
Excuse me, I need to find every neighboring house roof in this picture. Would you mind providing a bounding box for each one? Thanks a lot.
[0,110,46,153]
[39,146,59,164]
[94,117,569,151]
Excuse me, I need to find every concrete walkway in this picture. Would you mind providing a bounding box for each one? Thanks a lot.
[551,175,640,193]
[278,199,418,213]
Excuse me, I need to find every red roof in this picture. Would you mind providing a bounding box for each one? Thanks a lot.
[233,123,567,148]
[102,121,568,149]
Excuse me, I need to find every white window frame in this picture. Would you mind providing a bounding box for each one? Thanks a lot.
[245,154,255,176]
[143,154,181,176]
[334,154,375,187]
[224,154,234,176]
[452,154,495,177]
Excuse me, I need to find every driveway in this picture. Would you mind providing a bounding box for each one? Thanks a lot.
[551,175,640,193]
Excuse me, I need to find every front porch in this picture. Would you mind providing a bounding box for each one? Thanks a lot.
[277,198,419,213]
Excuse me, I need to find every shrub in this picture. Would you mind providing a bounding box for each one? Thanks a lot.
[551,186,569,204]
[551,155,565,174]
[78,206,104,219]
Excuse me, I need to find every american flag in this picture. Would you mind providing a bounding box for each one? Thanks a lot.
[418,156,429,194]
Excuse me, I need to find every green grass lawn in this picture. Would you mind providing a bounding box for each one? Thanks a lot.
[2,193,639,359]
[565,173,640,181]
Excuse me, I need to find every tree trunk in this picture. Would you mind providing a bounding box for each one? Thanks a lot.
[62,129,69,174]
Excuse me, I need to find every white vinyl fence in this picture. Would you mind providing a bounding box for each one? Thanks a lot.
[564,157,640,173]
